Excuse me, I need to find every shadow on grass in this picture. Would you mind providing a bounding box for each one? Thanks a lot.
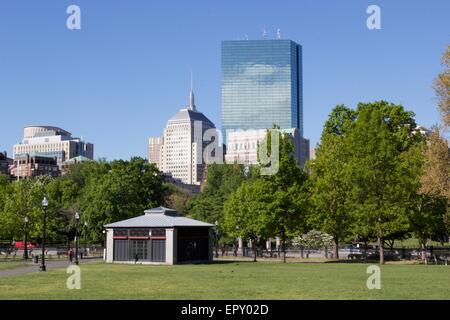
[177,260,257,265]
[322,259,380,264]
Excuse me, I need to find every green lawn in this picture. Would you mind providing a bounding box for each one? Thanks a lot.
[0,261,449,300]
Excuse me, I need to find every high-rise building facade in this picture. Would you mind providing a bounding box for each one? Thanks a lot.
[13,126,94,166]
[149,90,217,187]
[148,137,163,168]
[225,128,309,168]
[221,39,303,144]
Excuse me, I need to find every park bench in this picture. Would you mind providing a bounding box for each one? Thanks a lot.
[347,253,364,260]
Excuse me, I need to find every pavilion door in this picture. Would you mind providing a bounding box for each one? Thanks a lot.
[150,239,166,262]
[114,240,128,261]
[130,240,149,261]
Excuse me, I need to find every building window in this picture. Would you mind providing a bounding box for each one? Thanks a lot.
[151,228,166,237]
[129,228,150,237]
[130,240,148,261]
[114,229,128,237]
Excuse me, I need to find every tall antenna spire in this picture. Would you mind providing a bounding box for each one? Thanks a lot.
[189,71,196,111]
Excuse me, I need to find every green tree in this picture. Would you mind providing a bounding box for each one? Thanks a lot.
[406,128,450,261]
[347,101,422,264]
[0,158,166,245]
[223,129,309,263]
[419,128,450,201]
[292,230,333,258]
[185,163,250,240]
[0,177,55,242]
[79,157,164,243]
[259,128,309,263]
[163,183,193,215]
[0,174,12,239]
[309,105,356,259]
[223,179,273,262]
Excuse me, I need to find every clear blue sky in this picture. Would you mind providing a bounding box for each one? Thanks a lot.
[0,0,448,160]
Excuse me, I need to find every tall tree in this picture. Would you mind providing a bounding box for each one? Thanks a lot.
[163,183,193,215]
[0,177,55,241]
[310,105,356,259]
[412,127,450,257]
[348,101,422,264]
[258,129,309,263]
[223,179,273,262]
[185,163,250,236]
[433,45,450,129]
[419,128,450,200]
[79,157,164,242]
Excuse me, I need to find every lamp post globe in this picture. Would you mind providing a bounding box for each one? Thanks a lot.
[74,212,80,265]
[40,197,48,272]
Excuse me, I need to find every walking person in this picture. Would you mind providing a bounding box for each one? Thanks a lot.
[68,247,74,263]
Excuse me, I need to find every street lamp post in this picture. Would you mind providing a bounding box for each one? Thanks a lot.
[74,212,80,265]
[40,197,48,272]
[23,216,29,260]
[84,221,88,257]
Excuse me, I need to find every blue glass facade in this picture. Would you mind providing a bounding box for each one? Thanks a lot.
[221,40,303,144]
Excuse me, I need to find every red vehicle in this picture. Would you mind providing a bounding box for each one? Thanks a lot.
[14,241,37,249]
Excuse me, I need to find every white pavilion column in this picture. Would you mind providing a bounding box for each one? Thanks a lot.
[276,237,281,251]
[238,237,243,255]
[266,238,272,250]
[165,228,177,265]
[106,229,113,263]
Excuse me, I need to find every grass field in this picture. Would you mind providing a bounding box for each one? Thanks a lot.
[0,261,449,300]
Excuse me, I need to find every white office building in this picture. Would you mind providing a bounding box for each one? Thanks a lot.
[13,126,94,166]
[149,90,217,186]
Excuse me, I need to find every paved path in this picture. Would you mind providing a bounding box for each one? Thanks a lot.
[0,257,102,277]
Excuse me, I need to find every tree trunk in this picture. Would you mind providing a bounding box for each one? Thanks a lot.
[421,239,427,265]
[378,235,385,265]
[333,236,339,260]
[364,240,368,261]
[252,239,257,262]
[281,229,286,263]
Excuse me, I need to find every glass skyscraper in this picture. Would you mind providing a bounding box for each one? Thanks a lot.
[221,40,303,144]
